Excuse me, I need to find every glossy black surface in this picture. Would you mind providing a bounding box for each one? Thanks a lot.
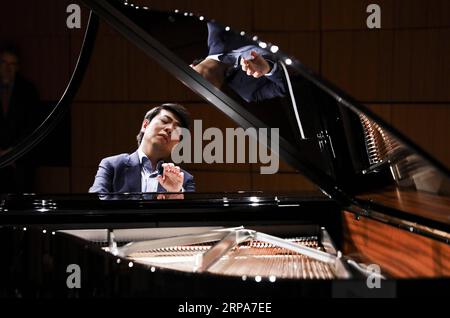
[79,0,450,224]
[0,192,337,228]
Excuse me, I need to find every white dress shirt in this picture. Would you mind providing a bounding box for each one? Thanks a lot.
[138,149,162,193]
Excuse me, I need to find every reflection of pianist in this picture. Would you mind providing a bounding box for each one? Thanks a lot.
[0,46,40,193]
[192,22,286,103]
[89,104,195,194]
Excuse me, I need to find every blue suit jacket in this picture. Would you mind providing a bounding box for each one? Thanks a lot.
[207,22,286,102]
[89,151,195,193]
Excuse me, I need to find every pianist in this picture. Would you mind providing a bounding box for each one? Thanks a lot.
[89,103,195,194]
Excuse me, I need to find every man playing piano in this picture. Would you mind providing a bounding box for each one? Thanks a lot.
[89,103,195,194]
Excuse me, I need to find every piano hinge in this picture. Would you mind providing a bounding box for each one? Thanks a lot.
[317,130,336,159]
[347,204,370,220]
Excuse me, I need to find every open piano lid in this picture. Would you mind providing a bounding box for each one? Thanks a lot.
[2,0,440,233]
[79,0,450,230]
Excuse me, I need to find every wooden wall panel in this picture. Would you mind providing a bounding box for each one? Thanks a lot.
[254,0,319,31]
[189,171,252,192]
[253,159,298,174]
[183,162,252,174]
[74,24,129,101]
[251,172,317,192]
[185,0,253,32]
[34,167,71,194]
[128,45,171,102]
[71,103,151,167]
[322,30,394,101]
[366,104,392,123]
[30,0,74,36]
[391,105,450,169]
[0,1,75,102]
[127,43,201,102]
[256,32,320,73]
[0,3,24,38]
[134,0,253,31]
[0,0,70,37]
[71,167,98,193]
[394,0,450,29]
[19,36,71,101]
[322,0,450,30]
[185,103,238,129]
[392,29,450,102]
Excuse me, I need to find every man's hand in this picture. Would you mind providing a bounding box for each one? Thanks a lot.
[157,163,184,192]
[156,193,185,200]
[240,51,271,78]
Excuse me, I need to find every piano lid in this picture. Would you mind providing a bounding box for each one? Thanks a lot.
[78,0,450,226]
[1,0,446,228]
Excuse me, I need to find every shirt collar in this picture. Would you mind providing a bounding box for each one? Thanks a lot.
[137,148,164,173]
[137,148,148,165]
[205,54,222,61]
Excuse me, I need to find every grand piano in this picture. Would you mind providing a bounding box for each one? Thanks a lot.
[0,0,449,299]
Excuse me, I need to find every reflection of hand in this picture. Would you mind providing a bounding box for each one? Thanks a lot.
[157,163,184,192]
[191,59,226,88]
[156,193,185,200]
[240,51,271,78]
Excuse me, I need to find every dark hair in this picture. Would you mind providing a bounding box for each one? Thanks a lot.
[136,103,191,146]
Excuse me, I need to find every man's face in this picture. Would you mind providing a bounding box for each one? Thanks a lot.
[141,109,182,156]
[0,52,19,85]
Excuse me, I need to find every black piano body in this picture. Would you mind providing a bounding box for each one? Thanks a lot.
[0,0,449,298]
